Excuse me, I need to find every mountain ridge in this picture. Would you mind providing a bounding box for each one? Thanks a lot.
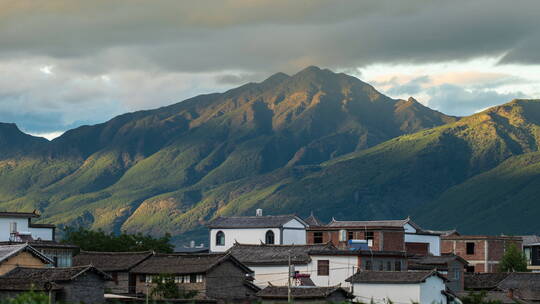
[1,67,538,243]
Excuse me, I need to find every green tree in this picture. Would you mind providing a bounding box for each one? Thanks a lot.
[61,226,174,253]
[150,274,197,299]
[461,291,502,304]
[498,242,528,272]
[1,290,48,304]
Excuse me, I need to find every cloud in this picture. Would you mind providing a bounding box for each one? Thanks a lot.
[425,84,526,116]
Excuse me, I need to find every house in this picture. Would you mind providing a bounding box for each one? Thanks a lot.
[0,243,54,275]
[0,211,55,242]
[0,211,77,267]
[409,254,468,292]
[130,253,260,302]
[73,251,153,294]
[0,266,111,304]
[228,243,409,288]
[441,234,523,272]
[257,285,353,304]
[345,270,449,304]
[207,210,308,252]
[463,272,540,303]
[306,217,443,256]
[522,235,540,272]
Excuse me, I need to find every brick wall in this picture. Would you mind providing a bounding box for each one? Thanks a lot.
[307,229,404,252]
[383,231,405,251]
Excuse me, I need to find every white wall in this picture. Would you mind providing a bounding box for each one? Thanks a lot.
[0,217,54,241]
[28,227,54,241]
[405,233,441,256]
[282,228,306,244]
[352,282,421,303]
[210,228,281,252]
[307,255,357,288]
[420,276,447,304]
[249,265,305,287]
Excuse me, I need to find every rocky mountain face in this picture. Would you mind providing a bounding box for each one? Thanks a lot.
[1,66,539,243]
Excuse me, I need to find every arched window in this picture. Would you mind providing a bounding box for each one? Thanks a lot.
[265,230,275,244]
[216,231,225,246]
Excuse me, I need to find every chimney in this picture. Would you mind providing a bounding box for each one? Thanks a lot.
[256,209,263,216]
[507,288,514,299]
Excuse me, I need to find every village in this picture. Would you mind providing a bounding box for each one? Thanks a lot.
[0,210,538,304]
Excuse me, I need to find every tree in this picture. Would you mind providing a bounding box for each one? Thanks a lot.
[0,290,48,304]
[498,242,528,272]
[461,291,503,304]
[150,274,197,299]
[61,226,174,253]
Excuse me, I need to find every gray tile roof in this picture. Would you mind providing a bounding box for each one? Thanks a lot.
[521,235,540,246]
[130,253,251,275]
[257,286,353,299]
[0,243,54,265]
[0,278,62,291]
[304,213,323,226]
[0,211,39,218]
[327,219,407,228]
[498,273,540,301]
[73,251,153,271]
[228,243,336,266]
[464,273,510,290]
[409,254,468,270]
[346,270,447,284]
[207,214,305,228]
[3,266,111,281]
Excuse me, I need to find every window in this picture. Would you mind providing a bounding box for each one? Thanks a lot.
[216,231,225,246]
[386,261,392,271]
[452,268,461,280]
[378,261,384,271]
[196,274,204,283]
[317,260,329,276]
[313,232,323,244]
[466,242,475,255]
[466,265,475,273]
[339,230,347,242]
[394,261,401,271]
[190,274,197,283]
[139,275,146,283]
[365,231,374,247]
[348,231,354,240]
[364,260,372,271]
[112,272,118,285]
[265,230,275,244]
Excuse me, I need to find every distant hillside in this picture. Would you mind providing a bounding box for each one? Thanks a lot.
[2,66,540,243]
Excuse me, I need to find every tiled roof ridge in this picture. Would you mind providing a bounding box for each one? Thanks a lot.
[78,250,154,255]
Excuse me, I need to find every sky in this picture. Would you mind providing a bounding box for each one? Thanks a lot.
[1,1,540,140]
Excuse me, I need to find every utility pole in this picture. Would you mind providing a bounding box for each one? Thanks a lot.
[288,251,292,304]
[145,281,149,304]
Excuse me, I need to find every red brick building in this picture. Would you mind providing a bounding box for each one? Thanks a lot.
[306,219,405,251]
[441,234,523,273]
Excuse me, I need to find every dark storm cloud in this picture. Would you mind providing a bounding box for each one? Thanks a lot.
[1,0,540,74]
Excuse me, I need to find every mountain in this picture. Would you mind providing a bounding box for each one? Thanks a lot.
[2,66,539,243]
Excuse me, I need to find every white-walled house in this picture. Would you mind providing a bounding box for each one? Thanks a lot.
[0,211,77,267]
[207,211,308,252]
[0,211,54,242]
[228,243,409,288]
[346,271,449,304]
[404,218,443,256]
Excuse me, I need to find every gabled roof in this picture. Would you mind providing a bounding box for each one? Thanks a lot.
[0,243,54,265]
[130,253,252,275]
[207,214,307,229]
[498,273,540,301]
[346,270,448,284]
[0,240,78,250]
[409,254,468,271]
[3,266,111,281]
[257,286,353,299]
[464,273,510,290]
[304,213,323,227]
[521,235,540,246]
[326,218,407,228]
[228,243,336,265]
[0,211,39,218]
[73,250,153,271]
